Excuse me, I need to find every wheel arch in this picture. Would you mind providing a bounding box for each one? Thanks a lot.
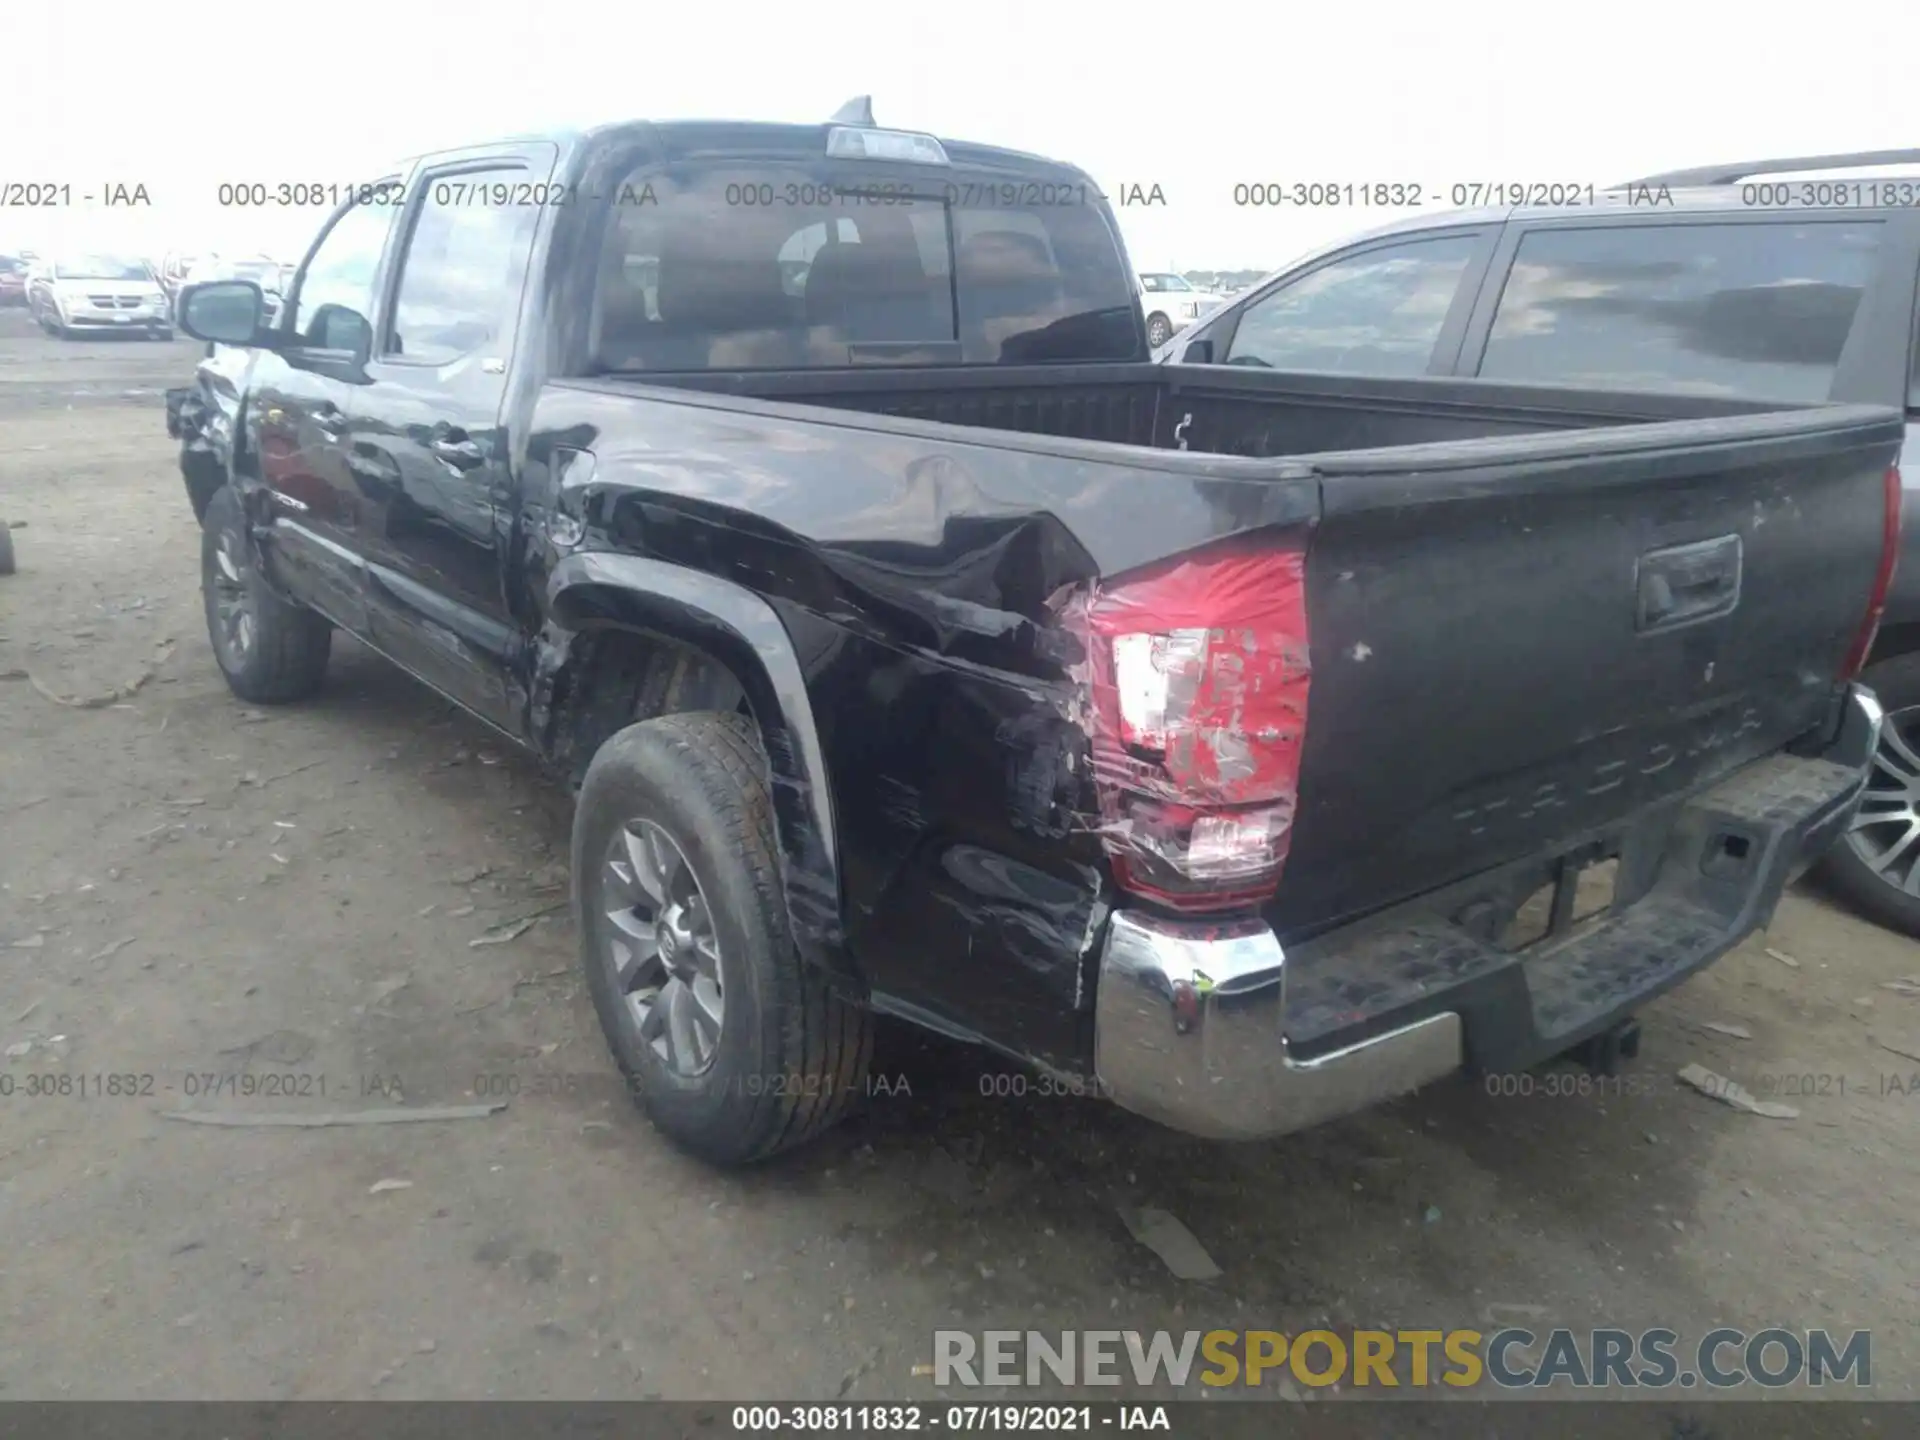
[542,552,852,984]
[1867,621,1920,671]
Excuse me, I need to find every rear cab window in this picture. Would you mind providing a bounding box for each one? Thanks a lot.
[1474,220,1886,402]
[584,146,1142,372]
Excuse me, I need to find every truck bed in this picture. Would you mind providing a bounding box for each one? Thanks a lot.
[542,364,1901,1062]
[631,360,1783,455]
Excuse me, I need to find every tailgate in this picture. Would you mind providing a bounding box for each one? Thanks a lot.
[1270,403,1902,936]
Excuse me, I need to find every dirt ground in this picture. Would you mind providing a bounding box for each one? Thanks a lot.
[3,307,1920,1408]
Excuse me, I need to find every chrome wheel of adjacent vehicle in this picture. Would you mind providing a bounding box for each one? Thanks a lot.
[1843,705,1920,895]
[601,818,726,1078]
[1146,313,1172,348]
[209,527,256,669]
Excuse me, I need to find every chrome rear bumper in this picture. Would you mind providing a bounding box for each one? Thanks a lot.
[1828,682,1884,772]
[1093,684,1882,1142]
[1093,911,1462,1141]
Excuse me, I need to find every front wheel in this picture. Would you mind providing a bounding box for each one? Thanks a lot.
[182,452,223,525]
[574,711,871,1164]
[1819,653,1920,936]
[200,486,331,703]
[1146,312,1173,349]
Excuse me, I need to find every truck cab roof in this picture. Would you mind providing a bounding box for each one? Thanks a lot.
[395,118,1092,185]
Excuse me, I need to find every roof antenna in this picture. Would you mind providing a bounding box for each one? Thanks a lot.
[830,95,875,126]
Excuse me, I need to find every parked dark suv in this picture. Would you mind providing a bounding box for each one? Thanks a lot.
[1168,149,1920,936]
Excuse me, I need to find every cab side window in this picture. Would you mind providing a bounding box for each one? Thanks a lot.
[384,171,540,364]
[1909,299,1920,410]
[1224,236,1481,375]
[289,188,398,352]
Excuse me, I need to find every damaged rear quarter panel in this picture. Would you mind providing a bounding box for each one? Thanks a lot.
[530,379,1318,1068]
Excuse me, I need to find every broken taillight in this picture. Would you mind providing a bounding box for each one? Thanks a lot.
[1842,464,1902,682]
[1071,534,1312,913]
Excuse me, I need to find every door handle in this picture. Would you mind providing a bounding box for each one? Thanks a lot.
[430,435,486,470]
[1636,535,1742,633]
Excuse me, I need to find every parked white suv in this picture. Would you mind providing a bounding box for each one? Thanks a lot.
[28,255,173,339]
[1137,272,1224,349]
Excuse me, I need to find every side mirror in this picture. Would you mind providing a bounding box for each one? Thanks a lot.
[308,303,372,361]
[1182,338,1214,364]
[178,280,275,347]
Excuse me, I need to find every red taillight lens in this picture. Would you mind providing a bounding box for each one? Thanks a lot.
[1070,534,1311,913]
[1842,464,1902,682]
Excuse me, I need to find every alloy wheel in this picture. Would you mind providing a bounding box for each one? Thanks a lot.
[209,527,256,669]
[1844,705,1920,897]
[600,819,726,1077]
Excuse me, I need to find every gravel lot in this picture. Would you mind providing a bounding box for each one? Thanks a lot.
[3,307,1919,1409]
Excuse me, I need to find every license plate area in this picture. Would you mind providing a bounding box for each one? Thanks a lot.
[1453,841,1622,954]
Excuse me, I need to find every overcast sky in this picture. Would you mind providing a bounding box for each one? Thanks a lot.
[6,0,1913,273]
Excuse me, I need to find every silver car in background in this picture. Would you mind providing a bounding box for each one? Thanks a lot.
[27,255,173,339]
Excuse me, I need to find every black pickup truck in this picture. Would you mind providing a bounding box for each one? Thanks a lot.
[172,109,1897,1164]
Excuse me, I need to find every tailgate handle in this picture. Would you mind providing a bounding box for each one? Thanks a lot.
[1637,535,1742,633]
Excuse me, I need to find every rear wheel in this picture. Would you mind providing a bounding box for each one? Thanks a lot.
[1819,653,1920,936]
[200,486,332,703]
[574,711,870,1164]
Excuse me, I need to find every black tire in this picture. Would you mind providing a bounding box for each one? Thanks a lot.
[0,525,14,576]
[1146,312,1172,348]
[182,452,223,526]
[574,711,870,1164]
[200,485,331,703]
[1818,653,1920,936]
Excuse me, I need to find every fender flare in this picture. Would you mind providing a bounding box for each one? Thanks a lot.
[545,552,851,982]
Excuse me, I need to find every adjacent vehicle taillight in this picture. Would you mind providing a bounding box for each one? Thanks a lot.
[1069,534,1312,913]
[1842,465,1902,682]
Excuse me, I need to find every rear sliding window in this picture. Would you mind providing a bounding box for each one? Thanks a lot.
[1477,221,1883,402]
[587,164,1139,371]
